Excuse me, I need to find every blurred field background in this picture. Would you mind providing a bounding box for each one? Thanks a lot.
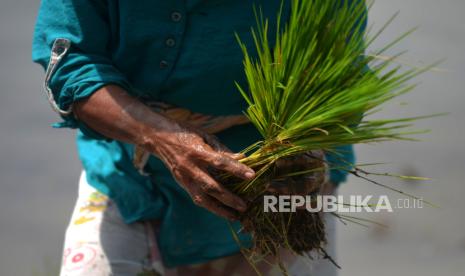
[0,0,464,275]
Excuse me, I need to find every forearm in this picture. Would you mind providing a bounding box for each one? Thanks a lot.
[73,85,177,150]
[74,85,255,219]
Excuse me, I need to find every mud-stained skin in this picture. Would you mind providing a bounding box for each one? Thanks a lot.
[74,85,327,220]
[74,85,254,220]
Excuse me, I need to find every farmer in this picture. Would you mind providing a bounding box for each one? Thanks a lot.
[33,0,365,275]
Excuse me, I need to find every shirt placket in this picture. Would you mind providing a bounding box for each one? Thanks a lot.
[157,2,187,85]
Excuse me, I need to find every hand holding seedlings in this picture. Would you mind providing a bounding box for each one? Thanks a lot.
[74,85,255,221]
[147,124,256,221]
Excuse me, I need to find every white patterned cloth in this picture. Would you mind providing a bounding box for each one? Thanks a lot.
[60,172,338,276]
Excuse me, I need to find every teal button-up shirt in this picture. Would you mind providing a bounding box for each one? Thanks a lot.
[33,0,362,267]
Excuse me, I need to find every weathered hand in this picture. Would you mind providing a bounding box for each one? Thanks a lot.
[266,150,327,195]
[73,85,255,220]
[146,122,255,220]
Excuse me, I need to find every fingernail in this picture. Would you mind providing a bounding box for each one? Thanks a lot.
[245,171,255,179]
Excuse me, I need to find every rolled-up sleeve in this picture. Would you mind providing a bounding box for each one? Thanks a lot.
[32,0,130,139]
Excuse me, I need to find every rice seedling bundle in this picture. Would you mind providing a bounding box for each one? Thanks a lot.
[224,0,433,267]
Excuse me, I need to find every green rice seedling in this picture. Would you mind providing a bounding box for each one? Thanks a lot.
[224,0,437,272]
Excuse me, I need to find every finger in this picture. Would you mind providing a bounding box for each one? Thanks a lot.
[188,139,254,180]
[201,134,246,160]
[228,152,246,160]
[201,151,255,180]
[191,193,240,221]
[217,152,246,162]
[195,169,248,212]
[202,134,232,153]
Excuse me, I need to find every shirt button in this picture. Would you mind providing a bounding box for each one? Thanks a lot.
[165,38,176,47]
[171,11,182,22]
[160,60,169,69]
